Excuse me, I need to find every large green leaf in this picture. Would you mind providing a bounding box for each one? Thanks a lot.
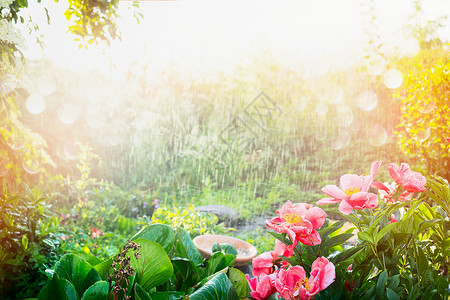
[375,222,399,243]
[71,251,102,266]
[206,251,235,276]
[148,291,186,300]
[54,254,102,299]
[189,272,238,300]
[80,281,109,300]
[135,283,152,300]
[38,274,77,300]
[94,258,112,280]
[171,257,203,292]
[131,224,175,253]
[175,228,203,265]
[227,268,249,298]
[129,238,173,293]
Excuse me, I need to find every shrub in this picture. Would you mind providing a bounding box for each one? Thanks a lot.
[394,48,450,179]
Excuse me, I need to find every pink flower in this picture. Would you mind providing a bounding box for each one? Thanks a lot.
[272,239,294,259]
[266,201,326,251]
[317,161,381,215]
[252,252,276,277]
[275,257,335,300]
[372,181,413,203]
[388,163,426,193]
[246,273,277,300]
[90,227,104,239]
[389,215,398,224]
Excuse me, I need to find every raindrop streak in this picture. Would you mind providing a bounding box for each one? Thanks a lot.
[315,103,328,116]
[25,95,46,115]
[357,90,378,111]
[64,141,81,160]
[384,69,403,89]
[337,106,353,127]
[368,125,387,147]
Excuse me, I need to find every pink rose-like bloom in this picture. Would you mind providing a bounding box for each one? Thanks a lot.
[266,201,326,251]
[272,239,294,259]
[389,215,398,224]
[318,161,381,215]
[388,163,426,193]
[275,257,335,300]
[252,252,276,277]
[371,181,413,204]
[246,273,277,300]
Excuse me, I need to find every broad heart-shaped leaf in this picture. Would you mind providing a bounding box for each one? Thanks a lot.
[212,243,238,256]
[80,281,109,300]
[175,228,203,266]
[227,268,249,298]
[148,291,185,300]
[54,254,102,299]
[71,251,102,266]
[171,257,203,292]
[38,274,78,300]
[131,224,175,253]
[94,258,112,280]
[135,283,152,300]
[207,251,236,276]
[129,238,173,293]
[189,272,238,300]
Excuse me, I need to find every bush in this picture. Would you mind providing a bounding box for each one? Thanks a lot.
[394,48,450,179]
[0,186,63,299]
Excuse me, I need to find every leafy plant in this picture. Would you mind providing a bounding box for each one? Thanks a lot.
[0,185,63,299]
[37,224,249,299]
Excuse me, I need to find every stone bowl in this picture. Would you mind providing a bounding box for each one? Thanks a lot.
[193,234,258,266]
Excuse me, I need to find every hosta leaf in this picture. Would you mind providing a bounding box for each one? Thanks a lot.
[175,228,203,265]
[54,254,102,299]
[131,224,175,253]
[227,268,249,298]
[38,274,77,300]
[129,239,173,293]
[189,272,238,300]
[80,281,109,300]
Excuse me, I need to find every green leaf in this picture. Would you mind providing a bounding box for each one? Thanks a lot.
[38,274,78,300]
[80,281,109,300]
[135,283,151,300]
[375,222,399,243]
[213,243,238,256]
[386,288,400,300]
[376,270,388,298]
[319,220,345,238]
[189,272,238,300]
[323,233,354,249]
[131,224,175,253]
[227,268,249,298]
[129,239,173,293]
[387,274,400,290]
[72,251,102,266]
[207,251,235,276]
[357,231,373,244]
[171,258,202,292]
[54,254,102,299]
[93,259,112,281]
[148,291,185,300]
[175,228,203,265]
